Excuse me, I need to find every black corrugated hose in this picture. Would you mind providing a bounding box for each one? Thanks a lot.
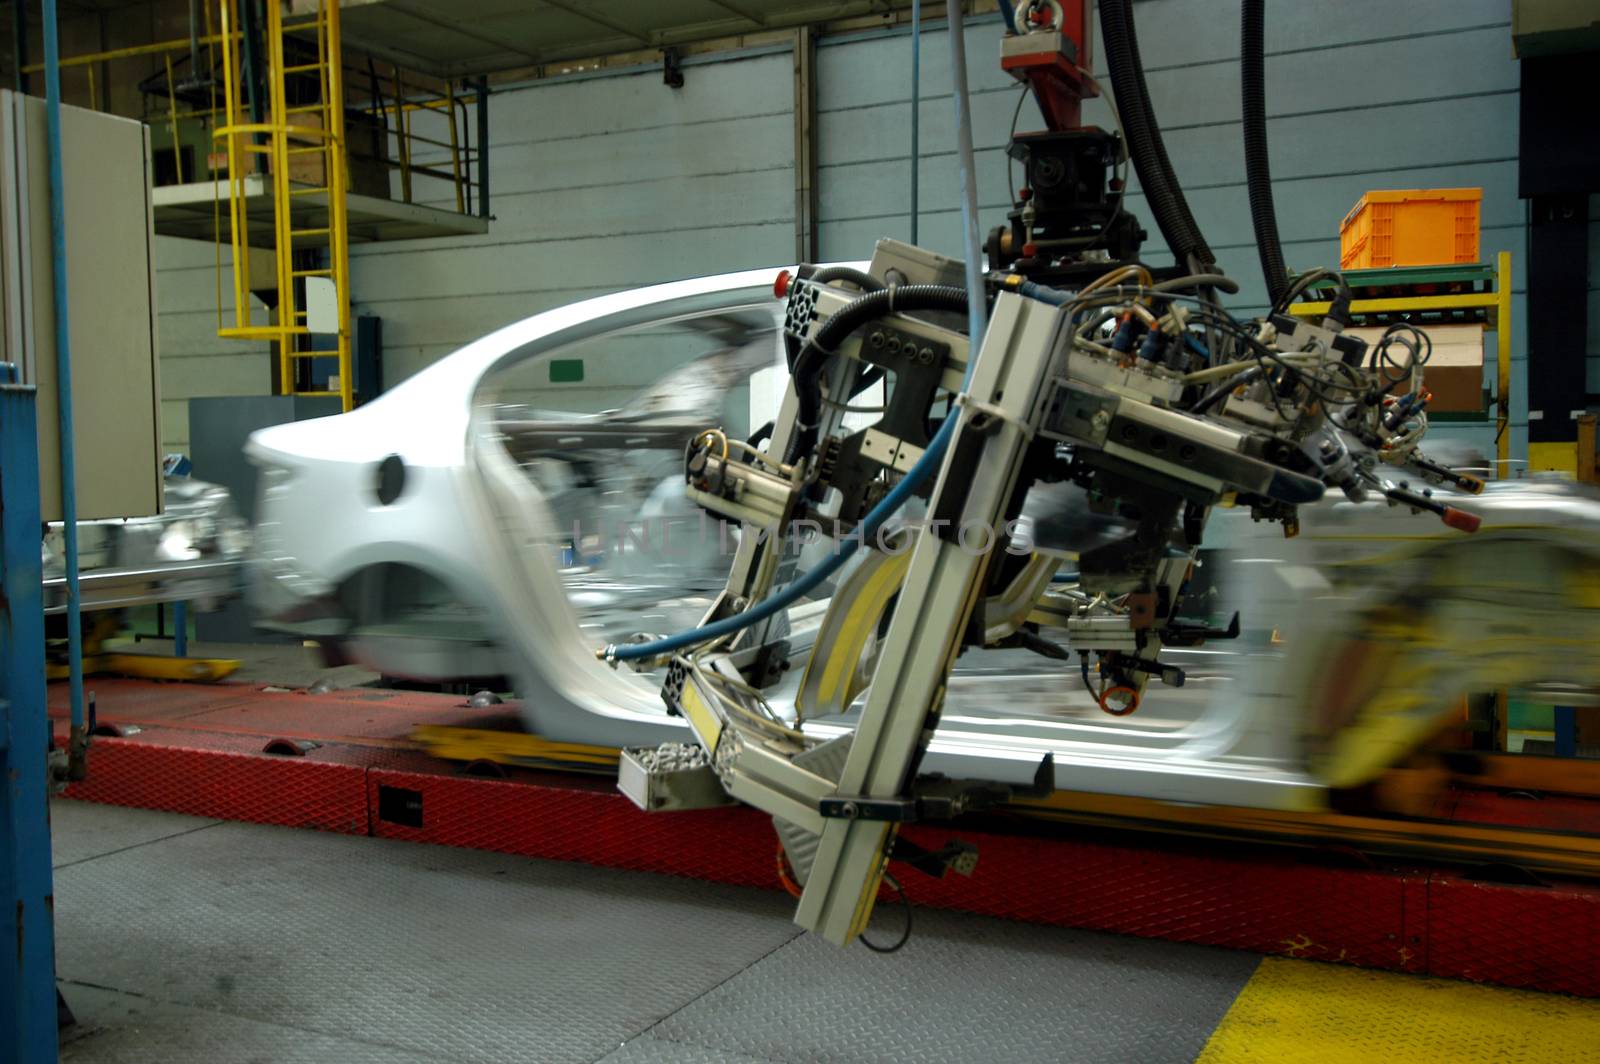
[1098,0,1213,270]
[1097,0,1188,260]
[1242,0,1289,307]
[785,283,970,462]
[1116,0,1215,269]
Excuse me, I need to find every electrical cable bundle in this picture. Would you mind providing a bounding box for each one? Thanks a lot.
[1371,323,1432,386]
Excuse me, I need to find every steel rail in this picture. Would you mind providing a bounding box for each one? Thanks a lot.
[1010,771,1600,880]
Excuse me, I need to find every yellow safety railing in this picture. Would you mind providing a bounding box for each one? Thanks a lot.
[348,63,480,214]
[1288,252,1514,478]
[24,16,482,416]
[214,0,353,410]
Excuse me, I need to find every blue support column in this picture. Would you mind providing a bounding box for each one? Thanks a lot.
[0,381,61,1064]
[42,0,85,775]
[173,601,188,659]
[1554,706,1578,759]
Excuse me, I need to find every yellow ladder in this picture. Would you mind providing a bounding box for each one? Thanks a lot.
[214,0,353,411]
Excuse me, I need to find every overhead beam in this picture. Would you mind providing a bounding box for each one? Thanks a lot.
[536,0,655,47]
[385,0,541,64]
[480,2,950,84]
[704,0,768,27]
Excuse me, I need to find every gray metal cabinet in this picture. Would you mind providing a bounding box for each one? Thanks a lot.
[0,89,161,521]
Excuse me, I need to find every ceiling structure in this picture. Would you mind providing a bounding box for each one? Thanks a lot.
[330,0,920,78]
[0,1,936,93]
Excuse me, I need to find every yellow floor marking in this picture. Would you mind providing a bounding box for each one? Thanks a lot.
[1197,957,1600,1064]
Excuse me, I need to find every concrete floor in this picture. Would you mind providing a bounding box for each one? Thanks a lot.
[51,800,1259,1063]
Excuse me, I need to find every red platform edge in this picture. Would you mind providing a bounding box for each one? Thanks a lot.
[59,728,1600,997]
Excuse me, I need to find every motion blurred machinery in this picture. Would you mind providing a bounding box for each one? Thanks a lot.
[608,0,1488,946]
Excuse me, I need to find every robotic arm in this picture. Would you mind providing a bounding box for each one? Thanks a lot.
[607,2,1483,947]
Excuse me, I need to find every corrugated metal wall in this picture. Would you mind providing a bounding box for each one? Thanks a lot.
[152,51,794,452]
[816,1,1536,459]
[345,50,796,410]
[153,237,269,456]
[153,2,1592,466]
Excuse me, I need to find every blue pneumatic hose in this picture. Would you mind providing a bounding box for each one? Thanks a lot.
[605,0,996,666]
[605,414,960,662]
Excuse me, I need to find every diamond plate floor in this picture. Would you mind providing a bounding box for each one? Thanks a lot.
[636,910,1258,1064]
[60,984,450,1064]
[50,799,221,868]
[53,803,800,1064]
[52,801,1262,1063]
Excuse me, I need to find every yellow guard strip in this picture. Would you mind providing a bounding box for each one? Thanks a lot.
[47,653,241,683]
[1198,957,1600,1064]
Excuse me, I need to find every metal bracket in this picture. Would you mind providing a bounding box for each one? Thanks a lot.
[818,795,916,822]
[818,754,1056,823]
[889,835,979,879]
[662,48,684,89]
[1162,610,1241,647]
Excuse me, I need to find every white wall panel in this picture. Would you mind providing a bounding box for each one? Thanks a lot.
[348,50,796,410]
[151,2,1586,471]
[816,3,1542,462]
[152,236,270,454]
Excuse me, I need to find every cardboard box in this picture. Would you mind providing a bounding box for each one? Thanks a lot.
[285,112,390,199]
[207,146,263,179]
[1348,324,1484,413]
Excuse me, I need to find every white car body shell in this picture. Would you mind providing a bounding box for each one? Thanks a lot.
[248,267,1600,811]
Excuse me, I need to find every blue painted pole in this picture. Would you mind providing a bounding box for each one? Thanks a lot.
[42,0,85,756]
[909,0,920,245]
[174,601,188,659]
[0,381,61,1063]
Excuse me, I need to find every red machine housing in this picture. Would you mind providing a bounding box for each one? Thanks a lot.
[999,1,1097,132]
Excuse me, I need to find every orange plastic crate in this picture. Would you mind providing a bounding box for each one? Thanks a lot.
[1339,188,1482,269]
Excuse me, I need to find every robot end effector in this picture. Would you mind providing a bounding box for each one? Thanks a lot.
[612,0,1484,947]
